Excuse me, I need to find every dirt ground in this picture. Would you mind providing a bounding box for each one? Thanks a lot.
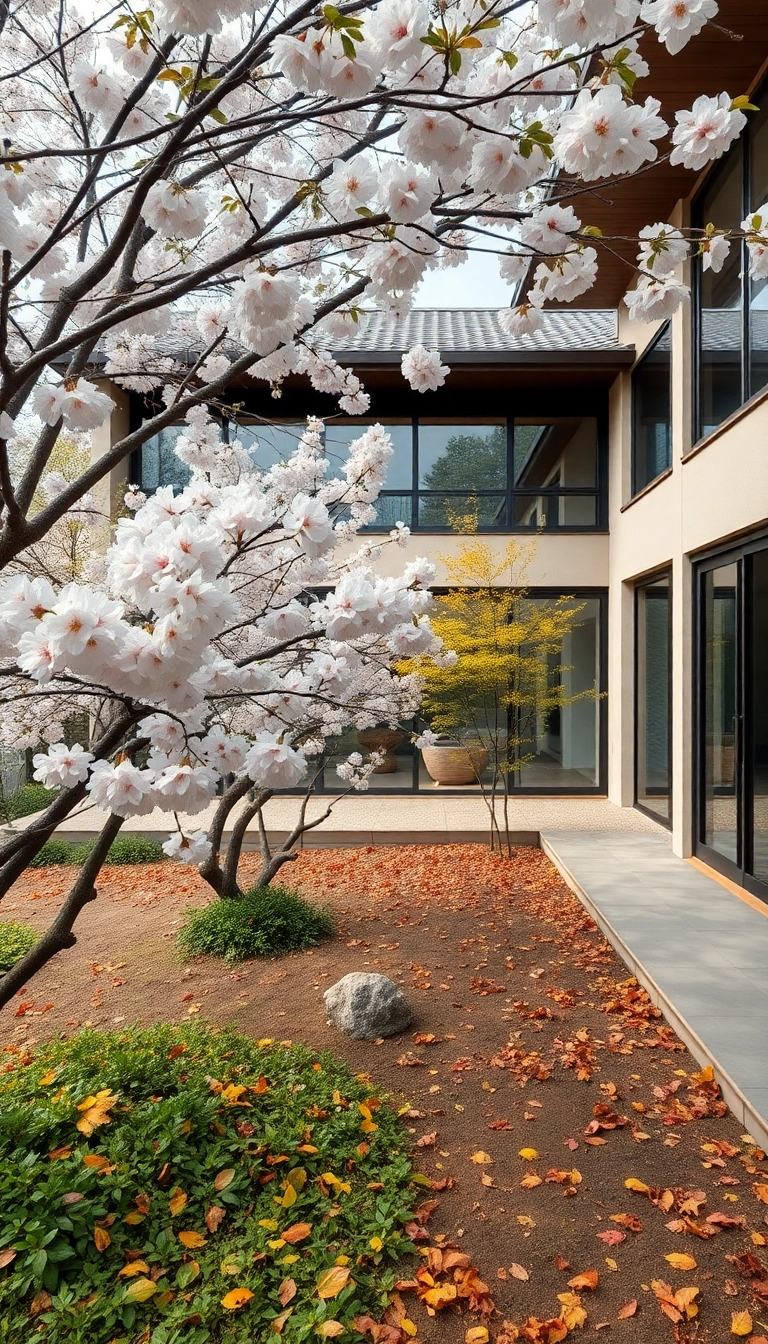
[2,843,768,1342]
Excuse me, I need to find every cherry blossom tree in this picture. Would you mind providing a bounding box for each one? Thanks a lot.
[0,0,761,1003]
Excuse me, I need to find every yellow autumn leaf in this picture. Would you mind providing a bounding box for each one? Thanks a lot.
[272,1307,293,1334]
[470,1151,494,1165]
[93,1226,111,1252]
[221,1288,255,1310]
[665,1253,697,1270]
[178,1230,207,1248]
[222,1083,249,1104]
[286,1168,307,1192]
[168,1188,187,1216]
[75,1089,119,1136]
[318,1324,345,1338]
[316,1266,352,1300]
[278,1185,297,1209]
[39,1070,57,1086]
[625,1178,650,1194]
[521,1173,543,1189]
[214,1169,236,1192]
[259,1218,279,1230]
[117,1261,150,1278]
[518,1148,540,1161]
[402,1321,418,1338]
[369,1236,383,1252]
[731,1311,753,1336]
[123,1277,157,1302]
[557,1291,588,1330]
[424,1282,458,1307]
[465,1329,489,1343]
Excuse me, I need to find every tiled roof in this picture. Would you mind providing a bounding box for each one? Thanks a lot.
[77,307,633,374]
[331,308,630,361]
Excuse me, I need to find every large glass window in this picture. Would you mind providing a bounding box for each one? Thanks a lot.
[631,325,671,495]
[635,574,672,826]
[138,413,602,531]
[696,538,768,901]
[139,425,192,492]
[510,596,602,790]
[694,83,768,439]
[326,416,600,532]
[300,590,605,795]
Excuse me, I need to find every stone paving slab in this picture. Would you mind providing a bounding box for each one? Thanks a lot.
[8,793,663,849]
[540,830,768,1150]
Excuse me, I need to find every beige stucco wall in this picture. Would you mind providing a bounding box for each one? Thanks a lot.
[90,378,131,518]
[608,299,768,857]
[359,530,609,588]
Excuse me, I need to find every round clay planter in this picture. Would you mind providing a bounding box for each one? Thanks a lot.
[357,727,406,773]
[421,743,490,785]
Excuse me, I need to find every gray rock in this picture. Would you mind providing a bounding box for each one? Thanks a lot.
[324,972,411,1039]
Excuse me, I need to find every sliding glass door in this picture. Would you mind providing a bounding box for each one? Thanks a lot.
[696,538,768,899]
[636,574,672,826]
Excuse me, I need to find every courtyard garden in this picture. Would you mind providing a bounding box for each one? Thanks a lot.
[2,843,767,1343]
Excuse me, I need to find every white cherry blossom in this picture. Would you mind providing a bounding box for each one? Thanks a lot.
[670,94,747,171]
[641,0,718,54]
[623,271,689,322]
[401,345,450,393]
[32,742,94,789]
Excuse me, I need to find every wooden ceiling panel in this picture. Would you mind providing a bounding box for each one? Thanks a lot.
[555,2,768,306]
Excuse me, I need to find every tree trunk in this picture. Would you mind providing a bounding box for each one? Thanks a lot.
[220,789,272,897]
[0,812,124,1012]
[198,774,254,897]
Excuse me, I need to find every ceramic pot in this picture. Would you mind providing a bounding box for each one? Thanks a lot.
[421,743,490,785]
[357,728,406,773]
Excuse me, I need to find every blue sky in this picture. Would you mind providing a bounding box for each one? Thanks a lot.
[414,248,517,308]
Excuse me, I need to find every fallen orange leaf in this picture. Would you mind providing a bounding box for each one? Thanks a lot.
[731,1310,753,1336]
[220,1288,254,1310]
[316,1266,352,1300]
[568,1270,598,1291]
[618,1300,638,1319]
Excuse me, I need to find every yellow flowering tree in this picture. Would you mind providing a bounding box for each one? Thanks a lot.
[412,534,598,856]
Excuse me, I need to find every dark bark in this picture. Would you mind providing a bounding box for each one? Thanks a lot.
[198,774,254,897]
[252,787,334,888]
[0,812,123,1012]
[221,789,271,897]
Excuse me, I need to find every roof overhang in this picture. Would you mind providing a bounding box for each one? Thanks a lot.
[573,0,768,306]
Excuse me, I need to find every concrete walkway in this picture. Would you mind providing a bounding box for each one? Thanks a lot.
[11,792,662,848]
[541,830,768,1151]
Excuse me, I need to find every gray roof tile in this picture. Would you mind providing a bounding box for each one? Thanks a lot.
[332,307,627,356]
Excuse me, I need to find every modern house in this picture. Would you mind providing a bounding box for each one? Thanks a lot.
[88,11,768,908]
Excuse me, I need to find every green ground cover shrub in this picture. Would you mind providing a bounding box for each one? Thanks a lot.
[27,836,166,868]
[1,783,57,824]
[0,1022,416,1344]
[0,922,37,975]
[178,886,335,963]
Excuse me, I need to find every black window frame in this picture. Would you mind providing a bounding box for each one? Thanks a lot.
[693,525,768,902]
[132,400,608,535]
[692,77,768,443]
[282,586,608,796]
[634,568,673,830]
[631,323,672,498]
